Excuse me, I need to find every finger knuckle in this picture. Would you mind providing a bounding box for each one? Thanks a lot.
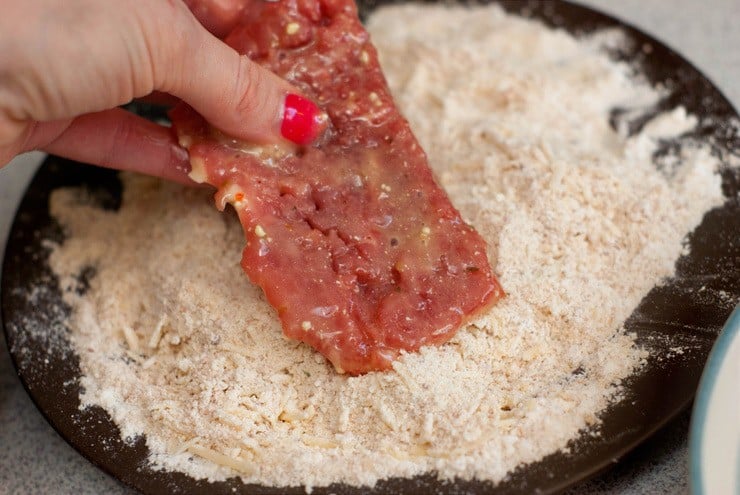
[233,57,267,117]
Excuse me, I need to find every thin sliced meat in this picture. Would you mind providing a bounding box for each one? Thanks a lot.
[172,0,504,374]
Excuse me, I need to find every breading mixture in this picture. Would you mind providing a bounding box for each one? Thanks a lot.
[47,4,724,489]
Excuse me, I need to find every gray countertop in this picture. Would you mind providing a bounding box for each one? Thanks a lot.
[1,1,738,493]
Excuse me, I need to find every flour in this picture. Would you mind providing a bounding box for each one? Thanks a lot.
[46,4,727,490]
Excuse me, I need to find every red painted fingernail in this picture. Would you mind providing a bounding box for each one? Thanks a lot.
[280,93,328,146]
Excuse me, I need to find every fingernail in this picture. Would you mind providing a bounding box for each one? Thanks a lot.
[280,93,328,146]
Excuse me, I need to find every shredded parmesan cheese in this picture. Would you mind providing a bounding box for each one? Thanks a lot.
[45,4,730,491]
[186,444,256,476]
[148,315,166,349]
[121,325,139,352]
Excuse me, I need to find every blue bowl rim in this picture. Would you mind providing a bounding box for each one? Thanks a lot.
[689,304,740,495]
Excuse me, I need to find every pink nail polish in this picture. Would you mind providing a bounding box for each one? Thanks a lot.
[280,93,328,146]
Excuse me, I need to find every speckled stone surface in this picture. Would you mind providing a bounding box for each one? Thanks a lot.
[0,1,737,494]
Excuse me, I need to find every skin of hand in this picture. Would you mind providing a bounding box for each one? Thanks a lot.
[0,0,299,183]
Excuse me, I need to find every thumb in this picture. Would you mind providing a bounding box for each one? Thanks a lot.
[151,2,320,145]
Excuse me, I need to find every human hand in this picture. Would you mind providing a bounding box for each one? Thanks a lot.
[0,0,316,183]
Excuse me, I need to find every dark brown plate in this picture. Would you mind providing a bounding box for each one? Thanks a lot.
[3,1,739,494]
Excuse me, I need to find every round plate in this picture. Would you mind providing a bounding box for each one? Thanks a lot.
[3,1,739,494]
[690,306,740,495]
